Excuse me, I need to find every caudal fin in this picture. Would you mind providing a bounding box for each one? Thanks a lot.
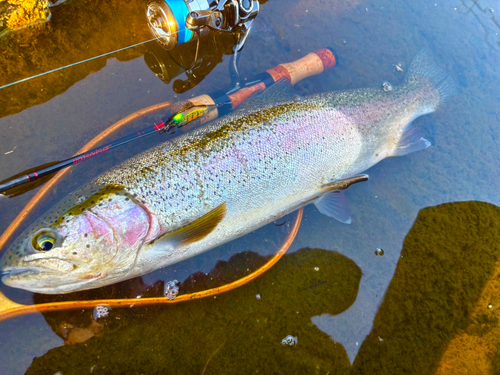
[405,48,457,104]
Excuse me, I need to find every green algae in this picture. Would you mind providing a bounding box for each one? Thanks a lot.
[24,248,361,374]
[351,201,500,374]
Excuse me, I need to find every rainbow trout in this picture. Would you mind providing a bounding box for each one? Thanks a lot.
[0,51,454,294]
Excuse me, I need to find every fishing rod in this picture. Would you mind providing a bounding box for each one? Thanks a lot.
[0,48,337,198]
[177,48,338,123]
[0,104,211,197]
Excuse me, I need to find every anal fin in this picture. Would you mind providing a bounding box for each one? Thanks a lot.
[315,191,352,224]
[392,123,431,157]
[315,174,369,224]
[155,203,227,246]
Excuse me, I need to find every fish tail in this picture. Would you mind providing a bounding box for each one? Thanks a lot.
[405,48,457,107]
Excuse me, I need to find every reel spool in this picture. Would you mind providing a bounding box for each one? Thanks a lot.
[146,0,259,50]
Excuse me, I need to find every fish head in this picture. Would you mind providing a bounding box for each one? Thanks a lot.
[0,185,151,294]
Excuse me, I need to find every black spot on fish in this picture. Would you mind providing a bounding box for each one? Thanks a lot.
[73,252,77,255]
[86,245,90,248]
[84,233,88,237]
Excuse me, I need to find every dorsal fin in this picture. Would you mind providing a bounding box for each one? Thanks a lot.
[155,203,227,246]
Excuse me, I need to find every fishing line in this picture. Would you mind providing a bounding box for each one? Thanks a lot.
[0,37,163,90]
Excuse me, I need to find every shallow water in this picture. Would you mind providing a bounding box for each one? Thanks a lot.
[0,0,500,373]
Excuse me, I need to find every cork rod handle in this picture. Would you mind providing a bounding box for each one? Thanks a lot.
[267,48,337,85]
[187,48,337,117]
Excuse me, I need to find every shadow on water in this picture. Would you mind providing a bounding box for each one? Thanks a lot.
[456,0,500,51]
[21,248,361,374]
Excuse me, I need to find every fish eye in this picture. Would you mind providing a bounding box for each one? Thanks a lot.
[32,231,58,252]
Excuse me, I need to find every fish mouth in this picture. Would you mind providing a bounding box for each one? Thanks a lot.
[1,268,42,287]
[1,268,41,277]
[1,267,79,294]
[1,265,66,280]
[1,266,70,293]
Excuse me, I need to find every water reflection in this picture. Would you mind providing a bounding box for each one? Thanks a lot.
[457,0,500,50]
[23,248,361,374]
[4,201,500,373]
[0,0,151,118]
[0,0,262,118]
[1,0,500,372]
[144,31,238,93]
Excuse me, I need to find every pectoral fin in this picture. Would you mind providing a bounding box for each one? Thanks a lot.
[315,175,369,224]
[156,203,227,246]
